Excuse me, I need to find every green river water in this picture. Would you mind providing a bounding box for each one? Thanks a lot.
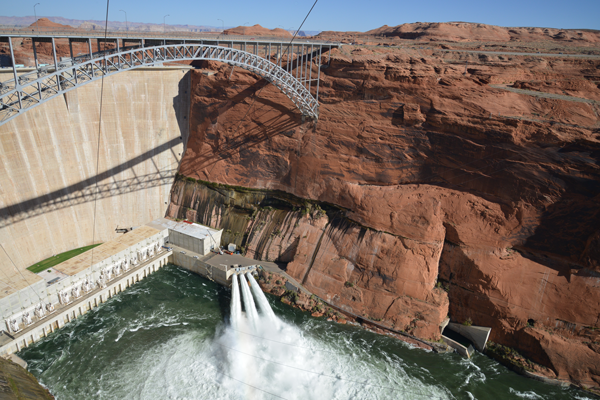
[18,265,594,400]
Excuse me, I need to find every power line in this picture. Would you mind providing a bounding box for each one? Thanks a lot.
[220,0,320,161]
[89,0,111,270]
[280,0,319,61]
[0,242,43,304]
[230,326,339,354]
[215,342,446,399]
[210,364,288,400]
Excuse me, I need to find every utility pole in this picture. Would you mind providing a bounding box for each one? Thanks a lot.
[217,19,224,38]
[33,3,40,34]
[163,14,169,34]
[119,10,128,33]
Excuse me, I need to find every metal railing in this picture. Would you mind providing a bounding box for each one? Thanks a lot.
[0,27,339,45]
[0,43,324,124]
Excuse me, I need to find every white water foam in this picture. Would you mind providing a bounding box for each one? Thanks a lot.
[21,268,586,400]
[509,387,545,399]
[77,275,450,399]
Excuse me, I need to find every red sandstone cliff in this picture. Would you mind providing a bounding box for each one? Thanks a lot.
[319,22,600,45]
[171,27,600,391]
[365,22,600,43]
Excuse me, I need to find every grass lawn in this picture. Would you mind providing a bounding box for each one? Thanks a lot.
[26,244,102,274]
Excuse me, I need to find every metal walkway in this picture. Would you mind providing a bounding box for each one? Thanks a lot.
[0,34,339,124]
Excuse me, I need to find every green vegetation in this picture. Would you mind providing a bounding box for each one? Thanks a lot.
[312,303,324,313]
[344,281,355,288]
[462,318,473,326]
[313,204,327,219]
[27,244,102,273]
[283,290,299,304]
[486,341,537,373]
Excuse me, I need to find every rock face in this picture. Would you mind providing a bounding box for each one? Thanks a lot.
[168,178,450,340]
[365,22,600,43]
[319,22,600,45]
[174,29,600,391]
[0,356,54,399]
[1,37,117,66]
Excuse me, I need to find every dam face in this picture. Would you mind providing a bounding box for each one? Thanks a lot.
[0,66,190,270]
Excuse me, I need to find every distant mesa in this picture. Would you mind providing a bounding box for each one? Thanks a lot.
[77,22,106,31]
[27,17,75,30]
[317,21,600,44]
[222,24,292,38]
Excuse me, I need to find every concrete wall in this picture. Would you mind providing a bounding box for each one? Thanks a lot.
[208,230,222,253]
[169,230,206,255]
[170,251,230,286]
[442,335,474,358]
[447,323,491,351]
[0,67,190,271]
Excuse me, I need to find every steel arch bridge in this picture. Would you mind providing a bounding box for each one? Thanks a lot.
[0,40,330,125]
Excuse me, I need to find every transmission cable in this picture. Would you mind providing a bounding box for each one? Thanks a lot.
[230,326,339,354]
[89,0,111,271]
[0,242,43,304]
[280,0,319,60]
[215,342,447,399]
[222,0,320,160]
[210,364,288,400]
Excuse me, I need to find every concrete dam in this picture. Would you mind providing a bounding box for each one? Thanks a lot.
[0,66,189,269]
[0,66,190,350]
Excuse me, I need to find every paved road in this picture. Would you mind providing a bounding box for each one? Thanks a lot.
[490,84,600,105]
[0,29,337,46]
[445,49,600,59]
[202,252,313,295]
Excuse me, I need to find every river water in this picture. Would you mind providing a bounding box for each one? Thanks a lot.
[19,266,593,400]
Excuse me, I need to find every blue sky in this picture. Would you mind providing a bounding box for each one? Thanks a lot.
[4,0,599,32]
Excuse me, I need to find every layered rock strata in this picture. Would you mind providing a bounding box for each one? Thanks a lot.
[174,39,600,391]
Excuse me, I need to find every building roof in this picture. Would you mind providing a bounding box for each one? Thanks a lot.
[0,268,43,300]
[145,218,221,241]
[52,225,161,276]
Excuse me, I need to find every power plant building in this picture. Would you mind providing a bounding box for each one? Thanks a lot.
[145,218,222,255]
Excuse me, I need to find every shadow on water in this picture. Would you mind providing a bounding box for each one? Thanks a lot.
[215,280,232,323]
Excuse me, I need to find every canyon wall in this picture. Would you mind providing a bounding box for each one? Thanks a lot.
[0,67,189,270]
[174,45,600,390]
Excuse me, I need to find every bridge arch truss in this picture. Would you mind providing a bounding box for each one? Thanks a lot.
[0,36,335,125]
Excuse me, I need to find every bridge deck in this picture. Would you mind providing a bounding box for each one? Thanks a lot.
[0,32,340,124]
[0,29,338,46]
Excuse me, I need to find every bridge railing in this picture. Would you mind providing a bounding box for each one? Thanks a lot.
[1,42,328,124]
[0,27,339,45]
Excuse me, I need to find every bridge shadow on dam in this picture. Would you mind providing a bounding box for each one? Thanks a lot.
[0,136,183,229]
[0,70,192,230]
